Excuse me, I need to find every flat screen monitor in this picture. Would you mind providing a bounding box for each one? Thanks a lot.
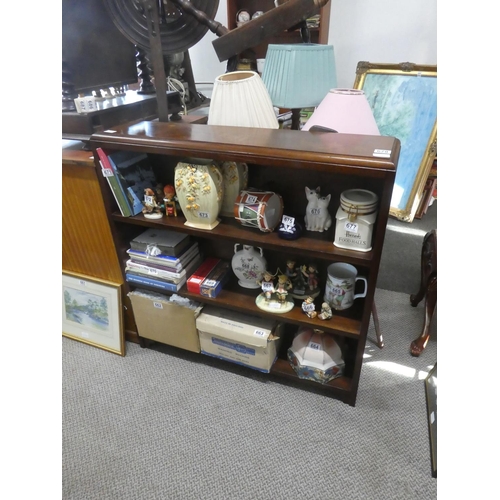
[62,0,138,94]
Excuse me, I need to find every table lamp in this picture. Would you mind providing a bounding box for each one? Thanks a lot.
[207,70,279,217]
[301,88,380,135]
[261,43,337,130]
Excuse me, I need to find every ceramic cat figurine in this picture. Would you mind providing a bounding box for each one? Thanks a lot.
[304,186,332,232]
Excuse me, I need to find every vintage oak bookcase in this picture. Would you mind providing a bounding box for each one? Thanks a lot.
[90,121,400,406]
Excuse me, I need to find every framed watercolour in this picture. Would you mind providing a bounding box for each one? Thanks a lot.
[62,272,125,356]
[353,62,437,222]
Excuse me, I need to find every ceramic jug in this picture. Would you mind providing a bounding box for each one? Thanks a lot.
[231,244,267,289]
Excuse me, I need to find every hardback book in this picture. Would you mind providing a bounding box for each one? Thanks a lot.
[125,272,186,293]
[125,253,202,283]
[130,228,191,257]
[96,148,132,217]
[127,242,200,272]
[107,150,159,215]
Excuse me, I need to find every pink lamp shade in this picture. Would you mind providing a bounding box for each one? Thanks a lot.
[302,88,380,135]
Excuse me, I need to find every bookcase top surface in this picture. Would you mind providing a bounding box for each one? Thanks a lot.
[91,121,400,173]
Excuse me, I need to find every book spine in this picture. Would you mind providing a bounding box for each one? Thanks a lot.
[125,273,181,292]
[96,148,132,217]
[127,186,145,216]
[126,260,186,281]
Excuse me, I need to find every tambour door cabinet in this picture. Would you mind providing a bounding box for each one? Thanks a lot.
[90,121,400,406]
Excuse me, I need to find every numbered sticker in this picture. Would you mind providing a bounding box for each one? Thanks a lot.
[198,211,209,219]
[262,282,274,291]
[246,195,258,204]
[78,280,86,286]
[204,279,217,287]
[373,149,391,158]
[282,215,295,225]
[253,329,267,337]
[308,342,322,351]
[310,208,322,215]
[270,302,281,309]
[303,303,315,312]
[153,302,163,309]
[344,221,359,233]
[148,268,158,275]
[144,195,154,204]
[81,331,90,339]
[101,168,113,177]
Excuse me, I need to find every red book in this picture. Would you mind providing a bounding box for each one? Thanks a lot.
[186,258,220,294]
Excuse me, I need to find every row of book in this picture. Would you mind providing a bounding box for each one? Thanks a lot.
[125,228,202,293]
[96,147,160,217]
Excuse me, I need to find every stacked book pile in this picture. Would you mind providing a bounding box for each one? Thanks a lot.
[125,228,202,293]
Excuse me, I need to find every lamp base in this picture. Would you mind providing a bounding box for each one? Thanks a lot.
[291,108,301,130]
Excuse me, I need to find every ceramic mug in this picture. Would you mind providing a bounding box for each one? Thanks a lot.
[324,262,367,311]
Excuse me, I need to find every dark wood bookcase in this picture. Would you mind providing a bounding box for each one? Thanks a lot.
[90,121,400,406]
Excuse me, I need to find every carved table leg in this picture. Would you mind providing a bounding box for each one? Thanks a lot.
[409,229,437,356]
[410,276,437,356]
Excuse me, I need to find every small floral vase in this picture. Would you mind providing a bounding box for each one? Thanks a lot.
[174,159,224,230]
[220,161,248,217]
[231,244,267,289]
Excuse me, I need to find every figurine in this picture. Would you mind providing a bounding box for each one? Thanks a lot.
[275,274,292,304]
[285,259,298,282]
[255,269,294,314]
[301,296,317,318]
[304,186,332,232]
[301,263,320,298]
[318,302,333,321]
[257,271,276,301]
[163,184,178,216]
[142,187,163,219]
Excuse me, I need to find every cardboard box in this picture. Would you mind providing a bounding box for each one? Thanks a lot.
[196,306,283,373]
[200,260,231,298]
[129,290,203,353]
[187,257,220,294]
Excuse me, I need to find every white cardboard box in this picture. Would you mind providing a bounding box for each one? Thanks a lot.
[196,306,282,373]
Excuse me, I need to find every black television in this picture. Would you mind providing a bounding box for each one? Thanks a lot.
[62,0,138,94]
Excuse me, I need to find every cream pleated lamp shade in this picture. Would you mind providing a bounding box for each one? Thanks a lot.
[208,71,279,129]
[302,88,380,135]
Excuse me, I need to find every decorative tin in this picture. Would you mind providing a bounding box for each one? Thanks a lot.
[334,189,379,252]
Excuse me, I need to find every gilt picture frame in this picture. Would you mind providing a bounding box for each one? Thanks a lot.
[353,62,437,222]
[62,272,125,356]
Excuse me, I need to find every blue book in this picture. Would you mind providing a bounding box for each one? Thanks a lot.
[125,273,185,292]
[108,150,159,216]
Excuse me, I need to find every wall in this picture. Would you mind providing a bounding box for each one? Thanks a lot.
[188,0,437,95]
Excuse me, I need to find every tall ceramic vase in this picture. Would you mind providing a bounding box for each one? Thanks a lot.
[174,159,224,230]
[220,161,248,217]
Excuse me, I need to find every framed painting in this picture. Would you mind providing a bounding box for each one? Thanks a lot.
[353,62,437,222]
[62,272,125,356]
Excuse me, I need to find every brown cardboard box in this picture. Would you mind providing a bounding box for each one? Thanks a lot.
[129,290,202,353]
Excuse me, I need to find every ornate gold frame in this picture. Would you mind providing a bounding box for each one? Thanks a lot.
[353,62,437,222]
[62,271,125,356]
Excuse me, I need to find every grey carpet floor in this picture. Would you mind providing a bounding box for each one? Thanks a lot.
[62,287,437,500]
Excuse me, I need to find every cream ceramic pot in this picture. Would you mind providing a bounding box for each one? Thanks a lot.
[174,159,224,230]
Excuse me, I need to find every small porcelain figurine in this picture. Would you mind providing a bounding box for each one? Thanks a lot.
[257,270,276,301]
[318,302,333,320]
[275,274,292,304]
[304,186,332,232]
[301,296,317,318]
[163,184,177,216]
[301,263,320,298]
[142,187,163,219]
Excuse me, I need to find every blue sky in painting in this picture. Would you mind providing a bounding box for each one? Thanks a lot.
[362,74,437,210]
